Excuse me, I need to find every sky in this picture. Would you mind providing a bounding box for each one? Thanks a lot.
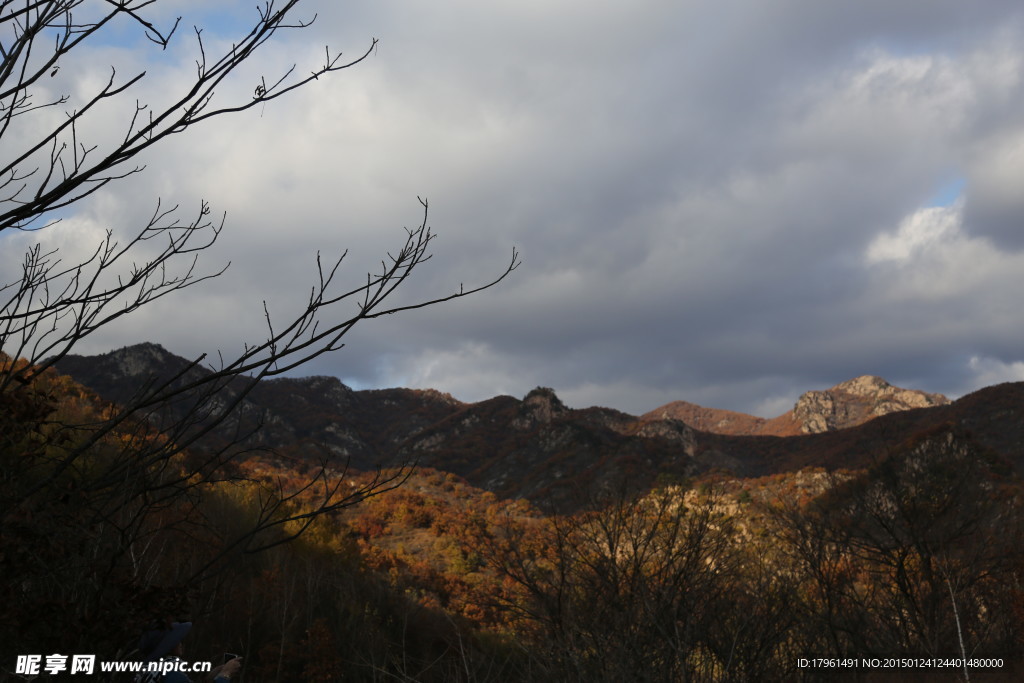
[4,0,1024,417]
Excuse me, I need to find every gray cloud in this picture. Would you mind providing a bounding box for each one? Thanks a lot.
[5,1,1024,417]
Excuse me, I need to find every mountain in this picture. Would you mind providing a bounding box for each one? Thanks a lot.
[791,375,950,433]
[53,344,1022,509]
[53,343,464,471]
[641,400,795,436]
[643,375,950,436]
[53,346,704,506]
[399,387,701,507]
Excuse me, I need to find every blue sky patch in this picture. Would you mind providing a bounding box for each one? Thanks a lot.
[927,176,966,207]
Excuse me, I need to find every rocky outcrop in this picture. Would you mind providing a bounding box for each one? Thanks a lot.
[110,342,181,377]
[513,387,568,428]
[636,418,696,451]
[793,375,950,434]
[54,342,208,397]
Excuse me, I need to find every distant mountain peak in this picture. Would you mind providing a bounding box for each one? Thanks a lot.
[514,387,567,428]
[524,387,565,413]
[106,342,178,375]
[113,341,168,354]
[641,400,772,436]
[275,374,353,393]
[833,375,891,395]
[415,388,463,406]
[794,376,950,434]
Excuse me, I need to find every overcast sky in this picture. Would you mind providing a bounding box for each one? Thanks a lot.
[5,0,1024,417]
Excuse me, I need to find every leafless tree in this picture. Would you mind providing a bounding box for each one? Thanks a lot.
[0,0,517,662]
[477,486,739,682]
[767,429,1024,661]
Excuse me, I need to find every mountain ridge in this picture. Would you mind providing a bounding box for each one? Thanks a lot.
[52,343,1021,509]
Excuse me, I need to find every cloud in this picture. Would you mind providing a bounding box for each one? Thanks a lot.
[965,128,1024,249]
[5,1,1024,417]
[866,204,963,264]
[966,355,1024,391]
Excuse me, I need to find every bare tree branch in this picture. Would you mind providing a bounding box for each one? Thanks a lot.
[0,1,518,655]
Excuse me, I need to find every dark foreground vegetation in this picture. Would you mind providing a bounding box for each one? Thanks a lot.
[3,362,1023,681]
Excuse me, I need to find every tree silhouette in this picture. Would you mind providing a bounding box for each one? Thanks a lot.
[0,0,517,665]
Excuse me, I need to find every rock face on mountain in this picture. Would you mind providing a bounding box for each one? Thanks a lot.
[513,387,568,428]
[792,375,950,434]
[56,342,206,396]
